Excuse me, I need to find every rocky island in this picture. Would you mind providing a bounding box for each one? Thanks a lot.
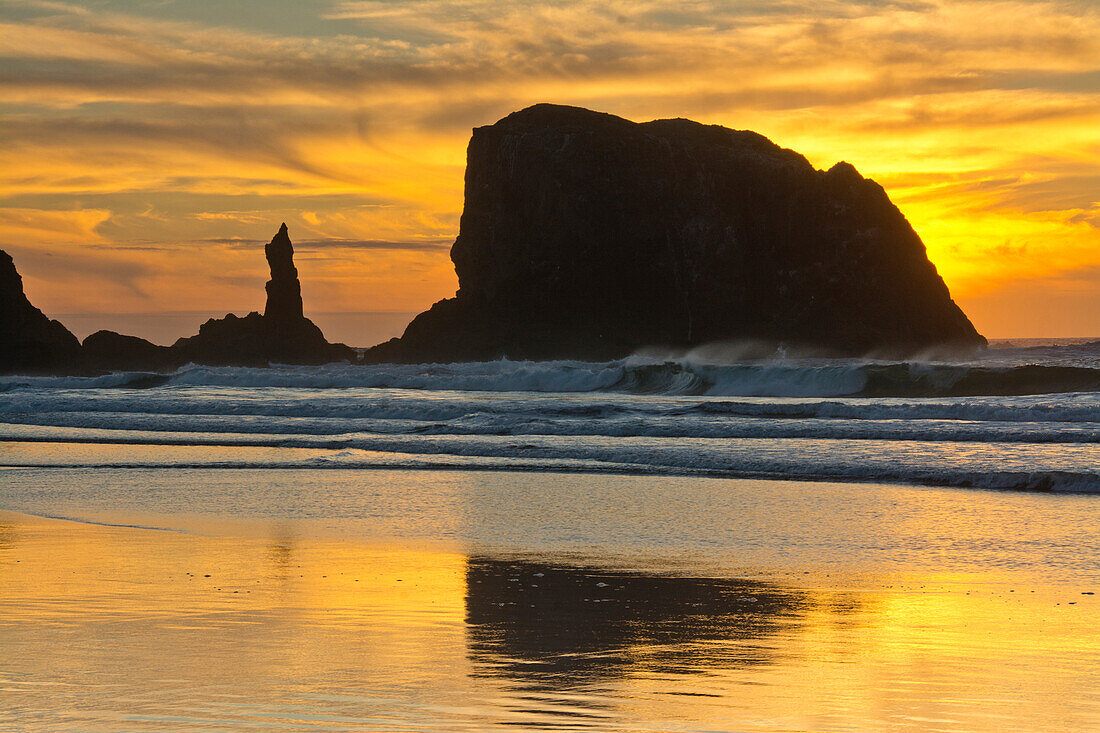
[1,225,352,374]
[366,104,984,362]
[170,223,354,367]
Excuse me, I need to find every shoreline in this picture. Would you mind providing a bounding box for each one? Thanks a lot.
[4,468,1099,582]
[3,438,1098,494]
[3,506,1098,587]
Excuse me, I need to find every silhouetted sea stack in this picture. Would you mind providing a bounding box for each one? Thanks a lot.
[264,223,304,322]
[173,224,354,366]
[0,249,83,374]
[366,104,985,363]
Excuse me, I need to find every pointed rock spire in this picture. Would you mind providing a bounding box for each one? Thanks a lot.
[171,223,354,366]
[263,222,303,321]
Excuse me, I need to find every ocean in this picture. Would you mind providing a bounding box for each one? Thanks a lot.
[2,339,1098,493]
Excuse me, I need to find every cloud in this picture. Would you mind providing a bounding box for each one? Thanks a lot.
[202,236,452,252]
[8,243,155,314]
[0,105,363,185]
[0,206,111,243]
[298,237,453,251]
[4,0,1097,108]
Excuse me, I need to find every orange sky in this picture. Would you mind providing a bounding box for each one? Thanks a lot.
[2,0,1098,341]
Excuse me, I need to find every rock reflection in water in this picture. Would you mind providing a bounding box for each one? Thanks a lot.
[465,558,818,687]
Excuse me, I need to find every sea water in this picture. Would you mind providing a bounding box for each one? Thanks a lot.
[1,340,1097,492]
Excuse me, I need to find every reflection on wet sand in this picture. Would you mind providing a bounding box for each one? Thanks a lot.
[0,519,15,550]
[465,558,834,685]
[3,510,1099,732]
[263,522,298,578]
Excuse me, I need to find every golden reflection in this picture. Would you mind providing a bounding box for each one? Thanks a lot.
[0,512,471,691]
[3,511,1097,731]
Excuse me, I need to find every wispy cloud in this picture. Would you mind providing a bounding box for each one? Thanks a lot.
[203,236,453,251]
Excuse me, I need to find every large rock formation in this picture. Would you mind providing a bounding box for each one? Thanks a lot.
[366,104,984,363]
[172,224,354,366]
[0,249,83,374]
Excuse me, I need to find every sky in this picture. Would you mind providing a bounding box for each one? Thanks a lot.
[1,0,1098,343]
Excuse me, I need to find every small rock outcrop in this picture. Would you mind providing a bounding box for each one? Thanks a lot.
[365,104,985,363]
[82,330,176,372]
[172,224,354,366]
[1,249,83,374]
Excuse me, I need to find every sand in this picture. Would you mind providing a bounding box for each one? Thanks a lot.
[3,487,1100,732]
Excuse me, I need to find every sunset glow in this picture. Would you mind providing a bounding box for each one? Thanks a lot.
[2,0,1098,340]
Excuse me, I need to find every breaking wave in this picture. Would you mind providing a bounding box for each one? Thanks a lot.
[1,342,1096,495]
[2,356,1099,398]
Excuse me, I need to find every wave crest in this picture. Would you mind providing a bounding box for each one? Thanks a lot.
[3,358,1097,398]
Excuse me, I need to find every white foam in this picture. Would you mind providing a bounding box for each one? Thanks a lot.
[2,351,1097,495]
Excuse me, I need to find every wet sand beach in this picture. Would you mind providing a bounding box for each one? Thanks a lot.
[3,468,1099,731]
